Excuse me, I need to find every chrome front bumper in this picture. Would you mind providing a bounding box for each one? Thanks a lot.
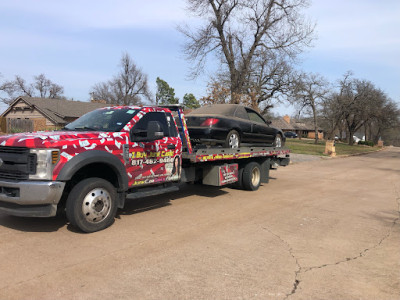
[0,180,65,217]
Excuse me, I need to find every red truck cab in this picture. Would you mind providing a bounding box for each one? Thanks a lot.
[0,106,184,231]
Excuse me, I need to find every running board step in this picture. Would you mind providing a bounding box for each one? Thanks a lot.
[126,186,179,200]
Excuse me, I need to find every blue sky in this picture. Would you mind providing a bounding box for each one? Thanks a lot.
[0,0,399,116]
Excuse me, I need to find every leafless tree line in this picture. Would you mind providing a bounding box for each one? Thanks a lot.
[0,73,64,104]
[180,1,399,145]
[320,72,399,145]
[90,53,152,106]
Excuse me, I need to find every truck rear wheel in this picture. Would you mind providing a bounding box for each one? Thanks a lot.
[242,162,261,191]
[66,178,118,233]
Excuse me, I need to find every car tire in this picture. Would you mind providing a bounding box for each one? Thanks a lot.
[66,177,118,233]
[225,130,240,148]
[242,162,261,191]
[274,134,283,148]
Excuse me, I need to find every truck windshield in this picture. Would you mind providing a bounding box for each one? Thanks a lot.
[64,108,139,132]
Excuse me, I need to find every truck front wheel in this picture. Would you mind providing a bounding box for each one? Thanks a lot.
[66,178,118,233]
[242,162,262,191]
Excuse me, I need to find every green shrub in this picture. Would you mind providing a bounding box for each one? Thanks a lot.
[9,128,24,134]
[358,141,375,146]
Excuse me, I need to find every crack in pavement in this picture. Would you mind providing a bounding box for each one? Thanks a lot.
[260,193,400,299]
[303,208,399,274]
[260,226,302,299]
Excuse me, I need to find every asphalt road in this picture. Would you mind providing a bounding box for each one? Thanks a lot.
[0,148,399,299]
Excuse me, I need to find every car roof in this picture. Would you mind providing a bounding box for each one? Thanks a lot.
[188,104,252,118]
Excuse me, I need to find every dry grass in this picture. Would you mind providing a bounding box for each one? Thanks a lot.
[285,138,380,156]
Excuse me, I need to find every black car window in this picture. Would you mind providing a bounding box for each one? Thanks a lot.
[246,109,266,124]
[190,104,237,115]
[132,112,170,139]
[234,106,249,120]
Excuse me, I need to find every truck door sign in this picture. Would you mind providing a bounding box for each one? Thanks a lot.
[129,111,182,186]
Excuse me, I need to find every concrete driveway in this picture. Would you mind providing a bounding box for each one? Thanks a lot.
[0,148,399,299]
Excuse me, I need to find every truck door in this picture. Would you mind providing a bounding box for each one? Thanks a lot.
[129,111,182,187]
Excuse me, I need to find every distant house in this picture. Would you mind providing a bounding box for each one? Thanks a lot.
[1,96,108,132]
[271,115,324,139]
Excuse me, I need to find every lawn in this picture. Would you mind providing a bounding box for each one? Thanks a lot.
[285,138,381,156]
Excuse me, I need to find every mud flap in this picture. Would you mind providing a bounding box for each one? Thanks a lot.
[260,159,270,183]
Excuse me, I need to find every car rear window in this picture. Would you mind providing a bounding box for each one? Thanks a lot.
[189,104,237,116]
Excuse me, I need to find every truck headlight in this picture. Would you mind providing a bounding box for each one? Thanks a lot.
[29,149,60,180]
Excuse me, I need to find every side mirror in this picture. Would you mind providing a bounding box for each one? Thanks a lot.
[266,120,272,125]
[147,121,164,140]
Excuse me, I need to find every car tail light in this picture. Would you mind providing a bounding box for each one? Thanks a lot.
[200,118,219,126]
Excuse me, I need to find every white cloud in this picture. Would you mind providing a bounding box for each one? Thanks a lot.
[305,0,400,69]
[310,0,400,51]
[0,29,91,50]
[0,0,190,29]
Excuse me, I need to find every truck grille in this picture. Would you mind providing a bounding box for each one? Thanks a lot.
[0,147,36,181]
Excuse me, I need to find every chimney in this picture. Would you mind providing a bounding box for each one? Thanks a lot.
[283,115,290,124]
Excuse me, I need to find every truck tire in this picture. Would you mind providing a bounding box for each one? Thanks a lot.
[66,178,118,233]
[224,130,240,148]
[231,167,244,189]
[242,162,261,191]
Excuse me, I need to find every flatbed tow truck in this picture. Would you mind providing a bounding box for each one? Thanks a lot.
[0,105,289,232]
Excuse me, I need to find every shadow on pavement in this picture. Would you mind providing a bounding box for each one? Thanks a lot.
[0,213,66,233]
[119,183,228,216]
[0,184,231,232]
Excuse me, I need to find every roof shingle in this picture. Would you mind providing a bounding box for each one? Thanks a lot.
[3,97,109,124]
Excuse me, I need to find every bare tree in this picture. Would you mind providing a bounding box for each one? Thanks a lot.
[91,53,152,105]
[245,52,295,113]
[0,73,64,104]
[340,79,378,145]
[199,79,231,105]
[321,72,392,145]
[0,73,16,104]
[34,74,64,98]
[364,91,399,143]
[179,0,314,105]
[290,72,328,143]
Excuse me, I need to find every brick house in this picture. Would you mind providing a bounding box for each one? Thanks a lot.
[271,115,324,139]
[1,96,108,132]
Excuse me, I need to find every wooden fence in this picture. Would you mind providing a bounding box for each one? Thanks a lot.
[7,118,33,133]
[0,117,6,133]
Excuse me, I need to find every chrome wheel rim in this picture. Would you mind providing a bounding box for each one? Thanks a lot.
[229,133,239,148]
[82,188,112,223]
[275,136,282,148]
[251,167,261,187]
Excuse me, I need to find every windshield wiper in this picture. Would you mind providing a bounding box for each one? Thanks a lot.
[72,126,103,131]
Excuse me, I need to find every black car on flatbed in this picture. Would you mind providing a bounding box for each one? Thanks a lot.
[186,104,285,149]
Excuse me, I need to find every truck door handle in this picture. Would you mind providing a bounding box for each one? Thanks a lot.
[167,144,176,150]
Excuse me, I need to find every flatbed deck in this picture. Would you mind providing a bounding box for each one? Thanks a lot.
[182,146,290,163]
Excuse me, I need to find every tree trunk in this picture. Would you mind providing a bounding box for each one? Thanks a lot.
[348,130,354,145]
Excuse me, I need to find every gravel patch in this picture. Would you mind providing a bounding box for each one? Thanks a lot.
[290,153,326,164]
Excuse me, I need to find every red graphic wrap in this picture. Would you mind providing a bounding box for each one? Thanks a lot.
[0,106,182,187]
[177,108,193,154]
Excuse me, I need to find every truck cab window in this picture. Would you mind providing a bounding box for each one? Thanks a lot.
[132,112,170,139]
[166,112,178,137]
